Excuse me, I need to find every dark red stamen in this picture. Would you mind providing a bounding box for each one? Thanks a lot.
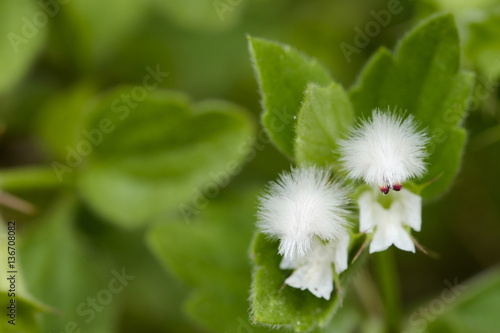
[380,186,390,194]
[392,184,402,191]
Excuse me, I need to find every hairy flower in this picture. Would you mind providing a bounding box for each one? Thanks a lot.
[257,166,350,261]
[358,188,421,253]
[339,109,429,194]
[280,230,350,300]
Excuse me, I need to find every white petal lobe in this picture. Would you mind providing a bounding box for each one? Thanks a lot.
[257,166,350,261]
[339,109,429,188]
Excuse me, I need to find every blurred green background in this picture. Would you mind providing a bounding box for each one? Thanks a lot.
[0,0,499,332]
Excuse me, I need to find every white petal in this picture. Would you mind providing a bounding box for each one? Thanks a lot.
[279,255,298,270]
[339,109,429,187]
[399,188,422,232]
[369,202,415,253]
[393,225,415,252]
[358,190,375,233]
[285,259,333,300]
[333,230,350,274]
[257,166,350,262]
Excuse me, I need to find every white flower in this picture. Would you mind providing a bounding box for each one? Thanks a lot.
[339,109,428,194]
[280,230,350,300]
[257,166,350,262]
[358,188,421,253]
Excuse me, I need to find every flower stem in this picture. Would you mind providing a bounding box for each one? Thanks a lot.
[0,166,68,191]
[372,249,402,333]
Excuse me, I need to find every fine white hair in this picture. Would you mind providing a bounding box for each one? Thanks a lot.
[339,109,429,187]
[257,166,350,261]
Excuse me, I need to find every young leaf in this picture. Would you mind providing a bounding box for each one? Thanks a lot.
[295,82,355,168]
[248,36,332,158]
[0,0,47,93]
[77,87,255,228]
[349,14,475,198]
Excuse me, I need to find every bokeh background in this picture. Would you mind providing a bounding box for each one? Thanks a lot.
[0,0,499,332]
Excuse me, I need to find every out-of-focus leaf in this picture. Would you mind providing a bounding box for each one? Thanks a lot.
[295,82,354,168]
[147,188,271,333]
[404,266,500,333]
[0,0,47,93]
[20,195,119,333]
[37,83,98,159]
[466,14,500,80]
[1,219,49,333]
[248,36,332,158]
[76,87,255,227]
[0,293,39,333]
[349,14,475,198]
[48,0,145,70]
[150,0,245,33]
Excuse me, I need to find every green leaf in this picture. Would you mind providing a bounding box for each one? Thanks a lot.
[404,266,500,333]
[147,188,271,333]
[19,195,118,333]
[37,83,98,160]
[0,293,39,333]
[349,14,475,198]
[50,0,145,69]
[77,87,255,227]
[466,14,500,80]
[248,36,332,158]
[1,219,50,333]
[251,232,364,332]
[150,0,245,33]
[295,82,355,168]
[0,0,47,93]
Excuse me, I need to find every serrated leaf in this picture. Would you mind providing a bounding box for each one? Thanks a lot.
[147,189,271,333]
[76,87,255,228]
[349,14,475,198]
[251,232,364,332]
[295,82,355,168]
[19,195,118,333]
[0,0,47,93]
[248,36,332,158]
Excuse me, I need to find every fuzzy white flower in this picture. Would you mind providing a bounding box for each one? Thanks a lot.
[280,230,350,300]
[339,109,429,194]
[257,166,350,262]
[358,188,421,253]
